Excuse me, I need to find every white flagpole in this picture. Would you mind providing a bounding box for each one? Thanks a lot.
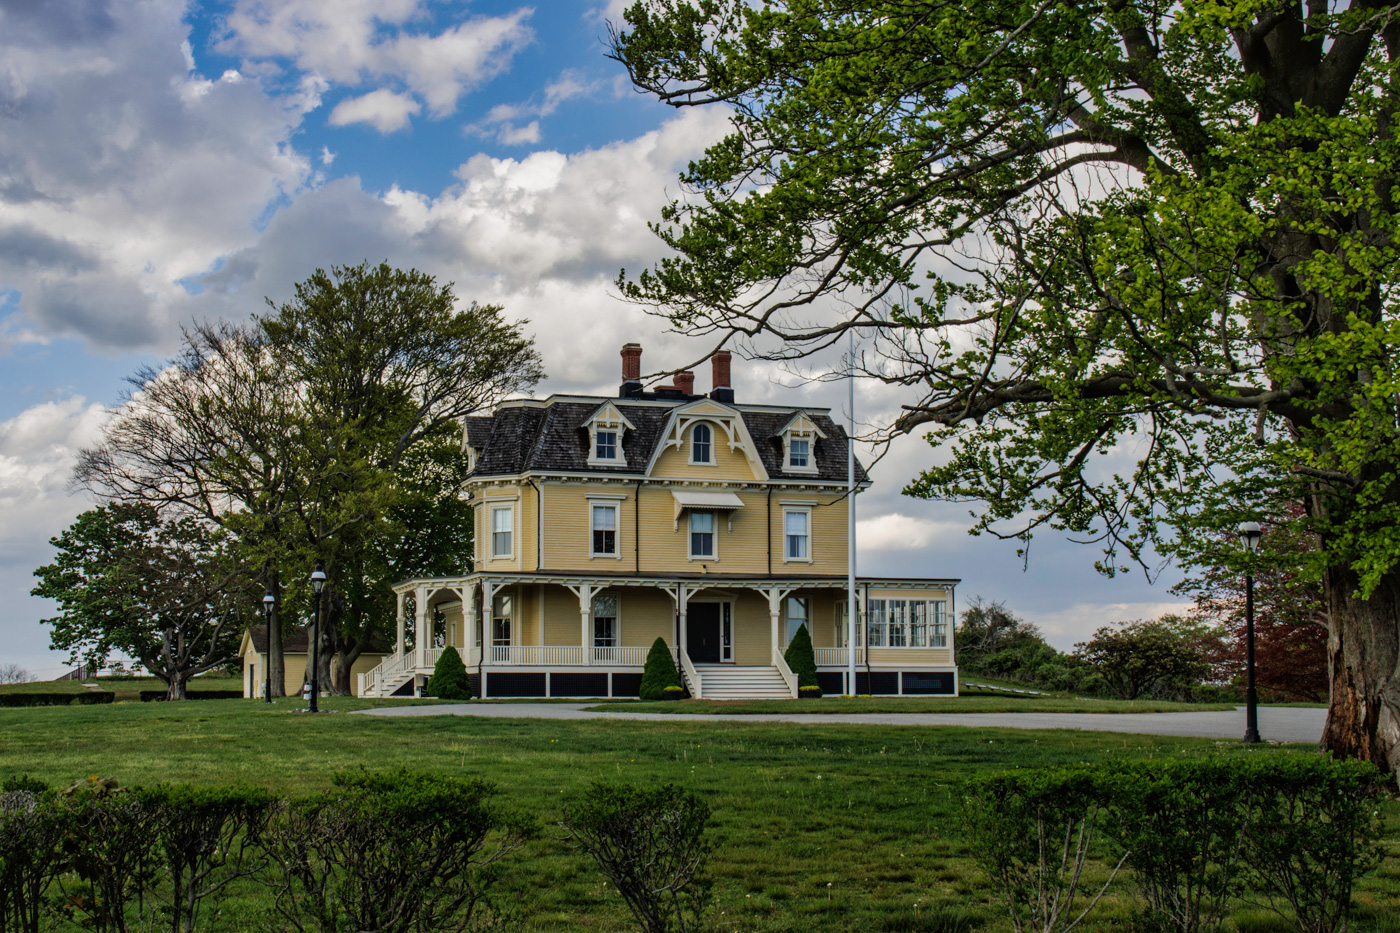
[847,329,857,696]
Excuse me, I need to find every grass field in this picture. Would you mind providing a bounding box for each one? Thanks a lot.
[593,695,1239,715]
[0,674,244,701]
[2,696,1396,932]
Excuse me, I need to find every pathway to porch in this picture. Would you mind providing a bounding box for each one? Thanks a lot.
[355,703,1327,743]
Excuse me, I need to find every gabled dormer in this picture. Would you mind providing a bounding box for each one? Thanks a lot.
[776,412,825,474]
[583,401,636,467]
[647,399,769,480]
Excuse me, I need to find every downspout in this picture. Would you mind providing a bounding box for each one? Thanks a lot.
[635,479,643,573]
[766,485,773,576]
[528,479,543,571]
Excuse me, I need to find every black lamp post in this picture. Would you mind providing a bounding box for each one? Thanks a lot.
[1238,521,1262,743]
[309,562,326,713]
[262,588,275,704]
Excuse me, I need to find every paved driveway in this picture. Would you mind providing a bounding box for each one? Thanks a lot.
[358,703,1326,744]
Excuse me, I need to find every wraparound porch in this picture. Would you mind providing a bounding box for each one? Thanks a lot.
[359,572,959,699]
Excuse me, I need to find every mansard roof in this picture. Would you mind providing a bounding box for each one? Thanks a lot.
[464,394,868,483]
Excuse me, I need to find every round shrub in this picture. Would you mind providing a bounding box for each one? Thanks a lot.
[784,623,821,695]
[425,645,473,700]
[639,638,680,700]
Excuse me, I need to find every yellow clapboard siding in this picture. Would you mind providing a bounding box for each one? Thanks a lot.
[650,428,760,481]
[538,484,633,571]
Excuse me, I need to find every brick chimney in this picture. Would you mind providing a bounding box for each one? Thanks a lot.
[710,350,734,403]
[675,370,695,396]
[620,343,643,398]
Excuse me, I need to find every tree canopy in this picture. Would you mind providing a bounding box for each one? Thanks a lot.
[73,263,542,694]
[611,0,1400,773]
[32,503,252,699]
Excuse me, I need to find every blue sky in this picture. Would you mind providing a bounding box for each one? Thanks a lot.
[0,0,1189,678]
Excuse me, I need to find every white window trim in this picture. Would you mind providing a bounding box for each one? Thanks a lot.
[491,593,514,648]
[688,510,719,561]
[587,426,627,467]
[784,434,819,473]
[488,501,517,561]
[588,500,622,560]
[781,505,814,563]
[688,422,717,466]
[591,592,621,653]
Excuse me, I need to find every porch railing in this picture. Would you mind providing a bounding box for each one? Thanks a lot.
[815,647,866,667]
[485,645,648,666]
[772,648,799,698]
[677,647,702,699]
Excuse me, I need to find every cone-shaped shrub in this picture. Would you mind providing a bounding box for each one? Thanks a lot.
[639,638,681,700]
[784,623,821,694]
[425,645,473,700]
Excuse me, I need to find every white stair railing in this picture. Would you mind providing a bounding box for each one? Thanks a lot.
[676,647,702,699]
[771,648,799,698]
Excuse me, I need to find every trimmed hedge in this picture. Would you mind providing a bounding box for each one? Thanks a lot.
[965,754,1386,933]
[139,690,244,702]
[0,693,88,707]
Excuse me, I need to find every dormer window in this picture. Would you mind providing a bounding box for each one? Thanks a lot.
[585,403,635,467]
[691,423,713,464]
[777,412,825,474]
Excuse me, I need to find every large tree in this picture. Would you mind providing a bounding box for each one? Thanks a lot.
[611,1,1400,773]
[76,263,542,694]
[32,503,252,700]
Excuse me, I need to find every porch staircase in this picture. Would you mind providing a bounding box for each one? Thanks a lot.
[693,664,792,700]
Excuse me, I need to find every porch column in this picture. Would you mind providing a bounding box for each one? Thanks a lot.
[768,589,782,657]
[395,592,406,656]
[677,584,689,658]
[582,585,595,662]
[464,585,478,658]
[414,586,430,666]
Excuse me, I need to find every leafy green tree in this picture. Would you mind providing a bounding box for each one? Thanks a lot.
[32,504,253,700]
[75,263,542,695]
[425,645,473,700]
[783,623,820,693]
[1075,617,1214,701]
[610,1,1400,771]
[640,638,682,700]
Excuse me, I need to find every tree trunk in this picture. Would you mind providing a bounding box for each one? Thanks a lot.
[266,567,286,697]
[1322,563,1400,776]
[167,675,187,701]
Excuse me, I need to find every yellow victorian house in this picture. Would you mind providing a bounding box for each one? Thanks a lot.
[358,344,959,699]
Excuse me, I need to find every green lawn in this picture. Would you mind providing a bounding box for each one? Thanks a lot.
[1,698,1395,932]
[0,674,245,701]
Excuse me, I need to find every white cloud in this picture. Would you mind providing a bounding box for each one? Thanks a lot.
[328,88,422,133]
[320,146,336,166]
[219,1,534,122]
[464,68,599,144]
[1035,601,1196,646]
[857,513,961,552]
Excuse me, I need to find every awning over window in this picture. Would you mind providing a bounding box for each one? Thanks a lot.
[672,490,745,521]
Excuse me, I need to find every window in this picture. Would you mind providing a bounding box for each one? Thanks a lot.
[593,593,618,661]
[596,429,618,461]
[785,597,809,646]
[933,601,948,648]
[691,423,713,463]
[910,601,928,647]
[867,599,887,647]
[835,601,864,648]
[887,600,907,647]
[689,511,715,558]
[789,438,810,468]
[591,504,617,556]
[490,506,513,558]
[722,602,733,662]
[491,593,512,661]
[784,509,810,560]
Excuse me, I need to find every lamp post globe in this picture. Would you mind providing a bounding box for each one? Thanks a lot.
[1237,521,1262,743]
[262,589,275,704]
[309,562,326,713]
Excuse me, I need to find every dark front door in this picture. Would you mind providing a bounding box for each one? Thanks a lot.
[687,603,722,663]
